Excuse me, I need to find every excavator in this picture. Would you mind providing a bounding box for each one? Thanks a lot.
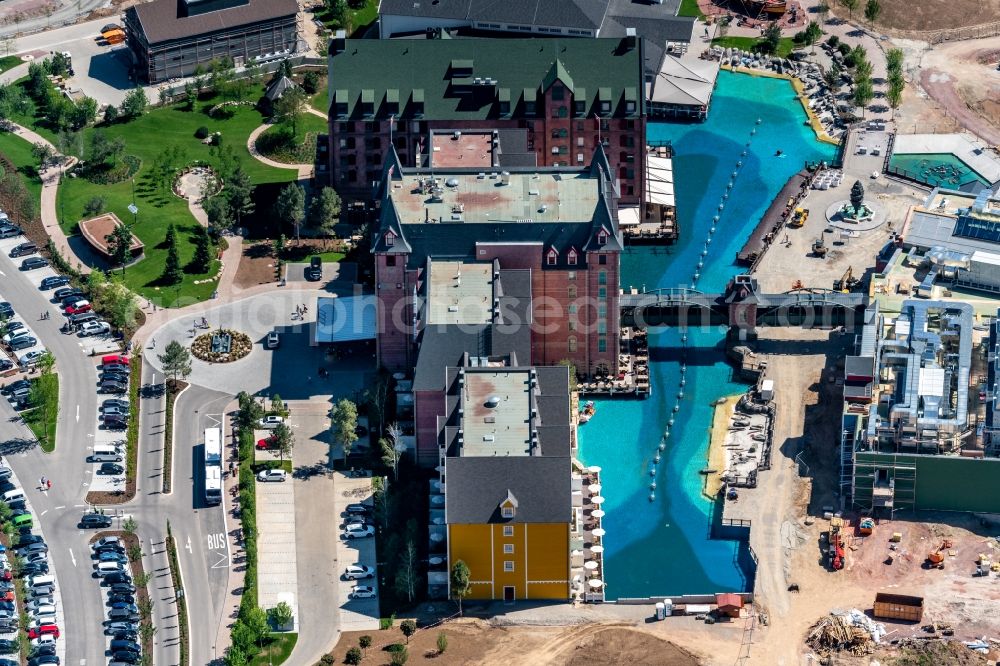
[833,265,859,292]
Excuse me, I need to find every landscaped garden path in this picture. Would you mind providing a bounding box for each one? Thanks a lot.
[247,122,314,180]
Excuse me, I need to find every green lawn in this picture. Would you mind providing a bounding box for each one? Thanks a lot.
[315,0,378,36]
[54,95,298,306]
[678,0,707,19]
[0,56,23,75]
[0,130,43,209]
[250,633,297,666]
[309,250,345,262]
[712,36,798,59]
[257,114,328,164]
[24,374,58,453]
[310,85,328,115]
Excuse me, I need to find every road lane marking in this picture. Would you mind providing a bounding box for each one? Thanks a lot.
[40,510,47,517]
[68,549,76,567]
[212,553,228,569]
[55,506,64,510]
[207,533,225,550]
[185,536,192,554]
[75,405,79,422]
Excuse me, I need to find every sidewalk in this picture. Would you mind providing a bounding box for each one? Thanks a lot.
[212,404,245,659]
[246,123,313,180]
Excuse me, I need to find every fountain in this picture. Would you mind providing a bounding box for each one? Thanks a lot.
[210,331,232,355]
[825,178,886,231]
[837,180,874,224]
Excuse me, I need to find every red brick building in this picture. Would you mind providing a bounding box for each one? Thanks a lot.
[326,35,646,205]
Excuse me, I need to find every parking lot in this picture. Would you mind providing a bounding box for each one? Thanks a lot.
[285,261,358,286]
[255,435,300,630]
[333,472,379,632]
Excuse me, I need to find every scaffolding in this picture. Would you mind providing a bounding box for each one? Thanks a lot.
[853,453,917,516]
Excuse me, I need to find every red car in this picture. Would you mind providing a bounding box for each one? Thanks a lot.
[102,354,129,366]
[64,300,91,315]
[28,624,59,640]
[0,570,10,582]
[256,435,278,450]
[0,590,13,602]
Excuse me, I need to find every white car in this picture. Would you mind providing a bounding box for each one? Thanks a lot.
[30,635,55,649]
[79,320,111,337]
[1,322,25,342]
[25,597,54,611]
[258,415,285,429]
[349,585,376,599]
[344,564,375,580]
[342,524,375,539]
[256,469,287,483]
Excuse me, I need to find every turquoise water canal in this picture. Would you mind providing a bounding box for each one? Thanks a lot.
[577,71,837,599]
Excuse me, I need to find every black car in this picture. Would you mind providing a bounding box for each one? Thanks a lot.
[107,593,135,606]
[60,293,85,308]
[307,255,322,280]
[0,639,16,654]
[109,640,140,654]
[96,542,126,555]
[9,242,36,258]
[19,257,47,271]
[100,381,127,394]
[110,652,139,665]
[0,225,21,239]
[1,379,30,395]
[103,416,127,431]
[9,335,37,351]
[80,514,112,529]
[100,370,129,382]
[70,311,98,325]
[97,463,124,476]
[28,655,59,666]
[102,572,132,586]
[0,359,12,372]
[52,287,82,302]
[0,303,11,319]
[109,583,135,596]
[39,276,69,290]
[111,630,138,643]
[21,562,48,576]
[16,534,43,547]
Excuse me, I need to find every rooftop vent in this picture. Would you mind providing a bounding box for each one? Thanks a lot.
[485,395,502,408]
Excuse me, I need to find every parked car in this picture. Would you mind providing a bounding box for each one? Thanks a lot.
[39,276,69,290]
[104,621,138,635]
[20,257,48,271]
[52,287,82,302]
[109,583,135,595]
[97,463,124,476]
[18,350,47,368]
[343,564,375,580]
[79,514,112,529]
[0,303,11,319]
[79,320,110,337]
[342,524,375,539]
[17,534,44,547]
[63,300,91,315]
[100,381,127,394]
[28,655,59,666]
[106,608,140,622]
[349,585,376,599]
[0,225,22,239]
[92,536,121,551]
[307,255,322,281]
[103,415,128,430]
[258,415,285,429]
[21,563,48,576]
[345,503,371,516]
[9,242,37,258]
[102,572,132,586]
[100,406,129,419]
[18,542,48,556]
[0,359,12,372]
[111,630,138,643]
[102,398,129,410]
[98,552,128,565]
[0,639,16,654]
[256,469,286,483]
[1,380,29,395]
[9,335,37,351]
[102,355,129,366]
[69,312,98,326]
[102,363,129,374]
[1,322,26,341]
[26,625,59,640]
[107,593,135,606]
[110,652,139,665]
[256,435,278,450]
[100,371,129,383]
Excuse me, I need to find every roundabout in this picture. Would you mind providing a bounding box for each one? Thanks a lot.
[190,328,252,363]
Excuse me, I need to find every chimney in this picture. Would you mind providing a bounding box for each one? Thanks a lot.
[331,30,347,55]
[624,27,637,51]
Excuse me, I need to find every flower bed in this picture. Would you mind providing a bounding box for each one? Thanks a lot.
[191,328,252,363]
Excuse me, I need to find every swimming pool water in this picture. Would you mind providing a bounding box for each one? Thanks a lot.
[888,152,990,189]
[577,71,837,599]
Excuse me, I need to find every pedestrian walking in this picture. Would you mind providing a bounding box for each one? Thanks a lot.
[151,337,156,348]
[39,476,45,489]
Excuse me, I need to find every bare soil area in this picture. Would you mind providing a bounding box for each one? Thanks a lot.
[873,0,1000,32]
[233,241,278,290]
[917,36,1000,145]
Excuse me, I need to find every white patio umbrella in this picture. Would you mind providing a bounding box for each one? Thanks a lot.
[430,532,444,542]
[590,496,605,505]
[588,483,602,493]
[587,465,602,473]
[571,549,583,557]
[592,528,606,537]
[591,509,605,518]
[588,579,604,588]
[590,544,605,553]
[584,560,599,570]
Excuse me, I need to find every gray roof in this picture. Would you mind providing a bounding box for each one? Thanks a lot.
[904,209,992,256]
[127,0,297,45]
[601,9,695,76]
[445,456,571,523]
[265,76,297,101]
[379,0,609,31]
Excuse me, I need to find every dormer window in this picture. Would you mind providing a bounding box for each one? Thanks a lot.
[597,229,608,246]
[547,247,558,266]
[567,248,578,266]
[501,506,514,518]
[385,230,395,247]
[500,490,518,519]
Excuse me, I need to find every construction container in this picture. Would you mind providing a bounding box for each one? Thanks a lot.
[873,592,923,623]
[759,379,774,402]
[655,602,665,620]
[891,532,902,542]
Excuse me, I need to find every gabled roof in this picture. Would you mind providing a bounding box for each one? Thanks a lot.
[378,0,609,32]
[371,198,412,254]
[583,189,623,252]
[501,489,519,508]
[445,456,570,524]
[264,75,297,102]
[127,0,297,45]
[542,59,574,94]
[589,141,612,182]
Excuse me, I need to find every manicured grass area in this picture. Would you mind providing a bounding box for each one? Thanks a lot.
[256,113,327,164]
[678,0,707,19]
[54,95,298,306]
[310,85,328,115]
[0,56,22,75]
[0,130,43,206]
[24,374,58,453]
[250,633,297,666]
[315,0,378,36]
[309,250,345,262]
[712,36,798,59]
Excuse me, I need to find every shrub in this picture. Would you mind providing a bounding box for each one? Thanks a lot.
[390,648,408,666]
[837,42,851,56]
[385,644,405,653]
[792,31,806,44]
[436,632,448,654]
[344,647,362,665]
[319,655,334,665]
[195,126,210,139]
[827,35,839,47]
[400,619,416,643]
[843,53,856,69]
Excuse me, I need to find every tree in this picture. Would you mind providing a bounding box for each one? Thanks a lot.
[331,399,359,456]
[804,21,822,52]
[103,104,119,124]
[817,0,830,23]
[241,605,268,645]
[326,0,348,27]
[203,194,233,230]
[162,224,183,285]
[886,47,904,73]
[134,571,152,588]
[71,96,98,129]
[854,58,874,81]
[158,87,169,107]
[123,516,138,535]
[83,195,106,217]
[302,71,321,95]
[268,601,294,629]
[307,186,341,239]
[450,560,471,616]
[271,394,285,415]
[273,87,307,137]
[128,544,143,562]
[359,635,372,653]
[138,622,157,642]
[382,423,405,481]
[183,80,197,111]
[138,597,153,620]
[87,130,126,165]
[236,391,264,430]
[436,632,448,655]
[28,352,57,446]
[224,645,249,666]
[272,183,305,241]
[887,78,903,117]
[106,222,134,275]
[852,77,874,115]
[395,541,418,603]
[99,282,140,332]
[121,87,149,119]
[158,341,192,386]
[226,166,255,228]
[345,647,362,666]
[190,225,214,274]
[760,22,781,55]
[823,64,841,91]
[31,142,54,168]
[864,0,881,27]
[850,44,868,68]
[400,619,417,643]
[840,0,858,19]
[272,422,295,462]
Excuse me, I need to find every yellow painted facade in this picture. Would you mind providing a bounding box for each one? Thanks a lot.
[448,522,569,600]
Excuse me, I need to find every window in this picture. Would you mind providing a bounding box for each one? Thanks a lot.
[568,249,578,266]
[598,270,607,285]
[577,153,584,163]
[567,284,577,299]
[547,248,558,266]
[598,336,607,353]
[385,232,395,247]
[504,561,515,572]
[525,101,536,116]
[568,321,577,332]
[551,85,564,101]
[597,321,607,334]
[568,336,577,353]
[503,525,514,536]
[597,230,608,246]
[598,303,607,317]
[385,255,396,267]
[504,543,514,554]
[568,271,576,280]
[568,304,577,315]
[599,254,607,265]
[598,287,606,299]
[501,506,514,518]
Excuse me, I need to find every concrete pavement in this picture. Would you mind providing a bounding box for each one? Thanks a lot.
[255,474,299,628]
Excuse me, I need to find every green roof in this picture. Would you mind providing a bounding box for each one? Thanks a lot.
[328,37,643,121]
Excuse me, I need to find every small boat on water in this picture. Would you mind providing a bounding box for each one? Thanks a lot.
[579,401,596,423]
